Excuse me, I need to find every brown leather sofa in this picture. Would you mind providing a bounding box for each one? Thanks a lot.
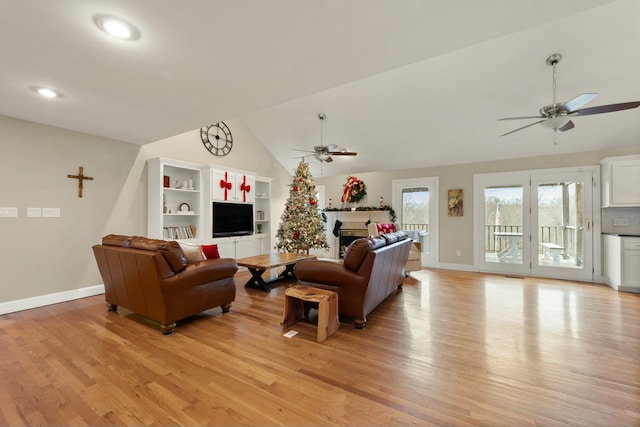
[294,232,411,328]
[92,234,237,335]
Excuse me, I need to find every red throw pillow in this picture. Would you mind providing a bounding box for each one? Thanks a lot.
[376,223,396,234]
[201,244,220,260]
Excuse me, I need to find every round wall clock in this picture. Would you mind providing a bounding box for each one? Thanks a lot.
[200,122,233,156]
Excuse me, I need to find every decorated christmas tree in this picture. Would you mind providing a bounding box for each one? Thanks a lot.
[275,160,329,252]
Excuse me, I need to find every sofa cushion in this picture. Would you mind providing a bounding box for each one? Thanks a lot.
[130,237,187,273]
[201,244,221,260]
[102,234,132,247]
[178,242,206,264]
[343,238,370,271]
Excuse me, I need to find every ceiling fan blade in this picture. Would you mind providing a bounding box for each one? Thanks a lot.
[560,93,598,113]
[498,116,545,121]
[500,118,548,137]
[558,120,575,132]
[328,150,357,156]
[291,148,315,153]
[572,101,640,117]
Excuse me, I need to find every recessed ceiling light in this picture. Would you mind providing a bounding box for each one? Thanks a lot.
[94,14,140,41]
[30,86,61,98]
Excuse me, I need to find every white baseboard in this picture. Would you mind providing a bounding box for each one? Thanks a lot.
[434,262,477,272]
[0,284,105,315]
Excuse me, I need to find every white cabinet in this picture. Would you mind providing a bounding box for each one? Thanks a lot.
[213,236,254,258]
[601,155,640,207]
[148,158,202,241]
[603,235,640,292]
[254,234,270,254]
[254,176,272,254]
[211,168,255,203]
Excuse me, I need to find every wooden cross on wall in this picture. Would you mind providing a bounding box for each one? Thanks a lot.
[67,166,94,198]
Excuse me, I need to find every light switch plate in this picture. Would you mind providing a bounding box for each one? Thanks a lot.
[0,207,18,217]
[27,207,42,217]
[42,208,61,218]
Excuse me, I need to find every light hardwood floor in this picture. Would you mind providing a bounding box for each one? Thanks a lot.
[1,269,638,426]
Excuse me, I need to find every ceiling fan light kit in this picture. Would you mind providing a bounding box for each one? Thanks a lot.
[290,113,358,165]
[499,53,640,141]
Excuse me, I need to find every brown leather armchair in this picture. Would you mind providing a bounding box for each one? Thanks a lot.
[92,234,237,335]
[294,232,411,328]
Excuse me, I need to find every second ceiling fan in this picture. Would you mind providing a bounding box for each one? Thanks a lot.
[499,53,640,140]
[292,113,357,163]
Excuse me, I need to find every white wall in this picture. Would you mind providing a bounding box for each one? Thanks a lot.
[0,116,292,308]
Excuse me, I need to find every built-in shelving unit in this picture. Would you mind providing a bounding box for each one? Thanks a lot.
[148,158,202,241]
[254,176,272,253]
[148,158,274,258]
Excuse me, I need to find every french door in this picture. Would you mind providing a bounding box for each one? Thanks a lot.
[475,167,597,281]
[393,177,439,267]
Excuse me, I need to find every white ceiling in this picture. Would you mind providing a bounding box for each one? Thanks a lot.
[2,0,639,177]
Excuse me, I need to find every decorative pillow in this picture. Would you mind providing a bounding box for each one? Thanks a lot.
[376,223,396,235]
[201,244,220,260]
[382,233,398,244]
[343,238,370,271]
[130,237,187,273]
[178,242,205,264]
[368,236,386,249]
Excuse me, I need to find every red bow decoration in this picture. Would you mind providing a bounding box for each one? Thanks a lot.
[240,175,251,202]
[220,171,232,200]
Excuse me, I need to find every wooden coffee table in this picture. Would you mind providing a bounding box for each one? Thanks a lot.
[236,253,317,292]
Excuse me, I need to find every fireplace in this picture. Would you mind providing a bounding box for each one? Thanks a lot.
[339,228,369,258]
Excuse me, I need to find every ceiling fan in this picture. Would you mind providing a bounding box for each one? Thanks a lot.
[292,113,357,163]
[499,53,640,142]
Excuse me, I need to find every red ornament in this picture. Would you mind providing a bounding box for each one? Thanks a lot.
[299,178,303,182]
[293,186,298,192]
[310,199,316,205]
[293,231,300,240]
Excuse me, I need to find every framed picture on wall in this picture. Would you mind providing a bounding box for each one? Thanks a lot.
[448,189,463,216]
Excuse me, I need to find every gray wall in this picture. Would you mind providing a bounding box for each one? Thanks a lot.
[0,115,291,305]
[315,146,640,265]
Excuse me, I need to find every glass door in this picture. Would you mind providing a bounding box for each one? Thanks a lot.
[475,167,595,281]
[393,177,439,267]
[476,173,531,275]
[531,171,593,281]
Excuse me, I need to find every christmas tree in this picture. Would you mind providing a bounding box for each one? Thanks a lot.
[275,160,330,252]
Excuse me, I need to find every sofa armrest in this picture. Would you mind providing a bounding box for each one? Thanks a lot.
[295,259,368,290]
[162,257,238,287]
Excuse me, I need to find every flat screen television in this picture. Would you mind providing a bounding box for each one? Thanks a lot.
[212,201,253,237]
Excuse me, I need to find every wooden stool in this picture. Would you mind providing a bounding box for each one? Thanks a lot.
[281,285,339,343]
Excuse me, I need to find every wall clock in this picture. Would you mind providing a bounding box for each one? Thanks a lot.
[200,122,233,156]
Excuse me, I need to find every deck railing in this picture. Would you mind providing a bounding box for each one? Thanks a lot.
[401,223,576,258]
[485,224,576,256]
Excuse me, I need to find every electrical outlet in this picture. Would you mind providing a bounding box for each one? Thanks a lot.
[456,250,462,257]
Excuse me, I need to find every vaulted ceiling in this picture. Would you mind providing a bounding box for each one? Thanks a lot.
[2,0,639,177]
